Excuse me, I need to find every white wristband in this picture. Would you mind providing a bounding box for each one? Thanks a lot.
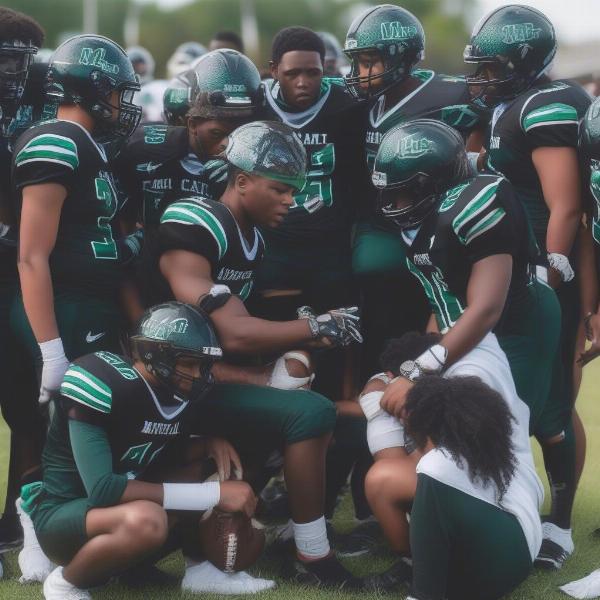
[467,151,480,175]
[415,344,447,373]
[359,391,384,421]
[547,252,574,283]
[163,481,221,512]
[39,338,66,362]
[367,372,391,386]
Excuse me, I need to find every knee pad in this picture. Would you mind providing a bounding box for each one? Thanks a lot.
[268,352,314,390]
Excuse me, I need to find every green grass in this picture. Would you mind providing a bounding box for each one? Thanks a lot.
[0,363,599,599]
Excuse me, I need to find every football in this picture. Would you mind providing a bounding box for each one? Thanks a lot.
[198,509,266,573]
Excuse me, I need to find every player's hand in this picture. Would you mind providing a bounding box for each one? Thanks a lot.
[38,338,70,405]
[578,312,600,366]
[218,481,257,518]
[380,377,414,419]
[300,305,363,348]
[206,437,243,482]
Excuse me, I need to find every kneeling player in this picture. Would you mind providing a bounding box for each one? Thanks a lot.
[361,334,542,599]
[150,120,364,588]
[21,302,274,599]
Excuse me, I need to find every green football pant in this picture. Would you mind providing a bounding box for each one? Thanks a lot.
[410,474,532,600]
[10,290,123,364]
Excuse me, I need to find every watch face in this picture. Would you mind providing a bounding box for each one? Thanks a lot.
[399,360,417,379]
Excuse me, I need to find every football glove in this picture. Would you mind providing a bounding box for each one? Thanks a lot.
[298,305,363,347]
[118,229,144,266]
[38,338,70,405]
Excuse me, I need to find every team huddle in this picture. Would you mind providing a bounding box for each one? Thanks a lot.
[1,2,600,599]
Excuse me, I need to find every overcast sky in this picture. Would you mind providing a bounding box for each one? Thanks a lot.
[152,0,600,46]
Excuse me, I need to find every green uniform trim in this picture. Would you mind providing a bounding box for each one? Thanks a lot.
[161,201,228,259]
[452,179,501,237]
[60,365,112,414]
[15,133,79,170]
[522,103,578,132]
[462,207,506,245]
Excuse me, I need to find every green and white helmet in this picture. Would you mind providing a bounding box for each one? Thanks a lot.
[225,120,307,191]
[163,68,195,126]
[187,49,262,120]
[372,119,469,230]
[344,4,425,99]
[464,4,556,108]
[46,34,141,140]
[130,302,222,403]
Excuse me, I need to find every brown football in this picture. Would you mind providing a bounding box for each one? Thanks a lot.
[198,509,265,572]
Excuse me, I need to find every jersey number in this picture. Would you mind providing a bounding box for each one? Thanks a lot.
[293,143,335,213]
[91,177,118,260]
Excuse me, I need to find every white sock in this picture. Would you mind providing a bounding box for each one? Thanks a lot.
[293,516,330,560]
[542,522,574,552]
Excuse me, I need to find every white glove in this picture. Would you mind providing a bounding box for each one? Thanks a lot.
[38,338,70,405]
[560,569,600,599]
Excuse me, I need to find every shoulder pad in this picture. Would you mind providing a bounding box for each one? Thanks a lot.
[14,125,79,171]
[60,362,113,414]
[160,197,229,259]
[521,101,578,133]
[95,351,139,381]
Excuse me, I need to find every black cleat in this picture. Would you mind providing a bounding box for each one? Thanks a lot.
[534,538,572,570]
[363,558,412,593]
[334,520,384,557]
[290,553,364,590]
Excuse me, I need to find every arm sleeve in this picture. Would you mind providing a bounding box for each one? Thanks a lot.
[452,178,517,263]
[12,131,79,190]
[409,474,450,600]
[68,418,128,508]
[521,102,579,149]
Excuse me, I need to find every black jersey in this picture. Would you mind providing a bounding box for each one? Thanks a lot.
[260,78,366,241]
[152,196,264,304]
[484,79,591,254]
[42,351,190,501]
[402,174,532,335]
[12,119,122,298]
[361,70,484,219]
[115,124,227,227]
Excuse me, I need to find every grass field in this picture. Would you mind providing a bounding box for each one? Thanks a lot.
[0,364,598,599]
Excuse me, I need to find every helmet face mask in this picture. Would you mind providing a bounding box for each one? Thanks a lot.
[0,40,38,127]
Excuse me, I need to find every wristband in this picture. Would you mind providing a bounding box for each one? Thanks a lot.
[39,338,66,362]
[163,481,221,511]
[197,284,232,314]
[547,252,574,283]
[467,151,480,175]
[359,391,384,421]
[307,317,320,338]
[367,372,391,386]
[415,344,447,372]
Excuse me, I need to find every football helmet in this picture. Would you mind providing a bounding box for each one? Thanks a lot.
[126,45,155,85]
[372,119,469,230]
[167,41,207,79]
[46,34,141,141]
[225,120,307,191]
[344,4,425,99]
[464,4,556,108]
[130,302,222,403]
[163,69,195,126]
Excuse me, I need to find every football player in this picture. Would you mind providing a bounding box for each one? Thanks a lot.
[362,336,542,600]
[343,3,485,381]
[126,46,154,85]
[209,31,244,54]
[317,32,348,78]
[21,302,274,599]
[360,121,548,591]
[116,49,262,230]
[254,24,371,550]
[464,4,591,568]
[151,120,364,588]
[0,5,44,562]
[11,33,141,402]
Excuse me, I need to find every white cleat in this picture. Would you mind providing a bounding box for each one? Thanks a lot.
[560,568,600,599]
[16,497,54,583]
[43,567,91,600]
[181,561,276,595]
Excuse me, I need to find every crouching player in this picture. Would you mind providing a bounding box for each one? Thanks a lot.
[20,302,275,599]
[361,338,541,599]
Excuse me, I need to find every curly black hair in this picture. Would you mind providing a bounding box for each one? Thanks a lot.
[271,26,325,65]
[403,375,517,500]
[0,8,44,48]
[379,331,442,375]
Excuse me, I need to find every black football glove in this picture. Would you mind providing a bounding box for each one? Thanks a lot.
[298,305,363,347]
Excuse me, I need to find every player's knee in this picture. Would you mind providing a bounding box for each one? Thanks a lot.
[120,501,168,549]
[365,458,415,505]
[284,390,336,443]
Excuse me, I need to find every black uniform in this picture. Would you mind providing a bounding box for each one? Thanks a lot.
[151,196,264,305]
[115,124,227,227]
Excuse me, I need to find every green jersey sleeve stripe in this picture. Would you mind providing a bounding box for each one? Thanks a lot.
[463,207,506,245]
[452,180,500,234]
[64,365,112,396]
[162,203,228,259]
[61,374,112,406]
[23,134,78,154]
[522,103,578,132]
[15,148,79,169]
[60,382,112,413]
